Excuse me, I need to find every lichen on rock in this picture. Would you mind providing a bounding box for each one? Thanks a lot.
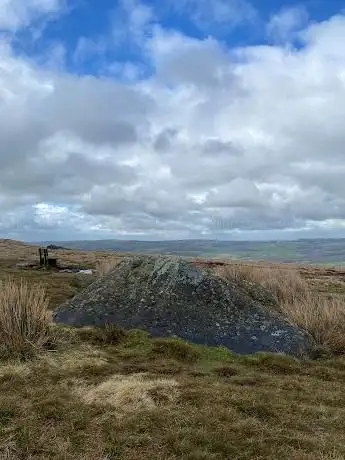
[53,255,316,356]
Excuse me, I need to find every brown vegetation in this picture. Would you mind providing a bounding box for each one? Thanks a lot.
[1,322,345,459]
[216,263,345,354]
[215,263,309,304]
[2,239,345,458]
[281,295,345,354]
[0,238,125,270]
[0,278,52,359]
[95,256,121,277]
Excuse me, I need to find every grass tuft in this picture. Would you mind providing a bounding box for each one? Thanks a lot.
[281,295,345,354]
[217,263,345,354]
[0,278,52,359]
[151,338,201,363]
[74,373,180,413]
[216,263,309,305]
[213,365,239,377]
[76,324,127,346]
[95,257,121,277]
[239,352,302,375]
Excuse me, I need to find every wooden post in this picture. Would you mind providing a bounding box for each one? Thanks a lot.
[39,248,44,266]
[39,248,50,267]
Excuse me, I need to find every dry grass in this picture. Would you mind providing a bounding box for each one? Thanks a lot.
[95,257,122,277]
[0,278,52,359]
[74,373,180,413]
[215,263,309,304]
[216,263,345,354]
[282,294,345,354]
[0,238,126,271]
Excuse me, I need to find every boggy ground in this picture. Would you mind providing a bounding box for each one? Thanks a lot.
[2,240,345,459]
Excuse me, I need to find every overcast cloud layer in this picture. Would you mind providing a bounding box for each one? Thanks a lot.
[1,0,345,241]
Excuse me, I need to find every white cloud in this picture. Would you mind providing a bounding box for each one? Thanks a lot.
[0,0,62,31]
[267,6,308,43]
[111,0,155,46]
[1,8,345,240]
[169,0,257,32]
[73,37,107,67]
[71,0,155,73]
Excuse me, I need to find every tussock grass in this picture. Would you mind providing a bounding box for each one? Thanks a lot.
[95,257,121,277]
[76,324,127,345]
[0,278,53,359]
[281,294,345,354]
[74,373,180,412]
[151,337,201,363]
[214,365,239,377]
[216,263,309,304]
[216,263,345,354]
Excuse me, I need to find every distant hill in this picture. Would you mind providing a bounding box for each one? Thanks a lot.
[35,238,345,264]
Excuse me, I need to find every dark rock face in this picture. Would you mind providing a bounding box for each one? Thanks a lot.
[53,255,315,356]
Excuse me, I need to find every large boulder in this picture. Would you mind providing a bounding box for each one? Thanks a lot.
[53,255,315,356]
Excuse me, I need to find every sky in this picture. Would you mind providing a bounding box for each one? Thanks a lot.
[1,0,345,242]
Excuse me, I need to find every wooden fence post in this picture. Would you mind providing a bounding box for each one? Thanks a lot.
[39,248,44,266]
[39,248,50,267]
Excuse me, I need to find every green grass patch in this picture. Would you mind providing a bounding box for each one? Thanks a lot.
[1,332,345,459]
[151,337,201,363]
